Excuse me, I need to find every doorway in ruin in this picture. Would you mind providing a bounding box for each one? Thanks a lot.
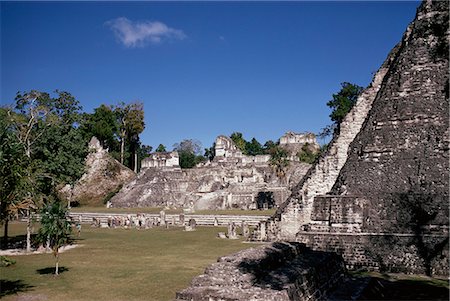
[256,191,275,210]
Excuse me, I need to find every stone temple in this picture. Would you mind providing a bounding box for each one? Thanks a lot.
[263,0,449,276]
[110,132,319,210]
[177,1,449,300]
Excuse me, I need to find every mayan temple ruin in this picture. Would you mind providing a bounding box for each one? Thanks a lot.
[176,1,449,299]
[110,132,318,210]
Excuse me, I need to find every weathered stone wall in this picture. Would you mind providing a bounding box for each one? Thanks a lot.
[110,161,309,210]
[176,242,346,301]
[291,195,449,275]
[111,134,314,210]
[141,151,179,168]
[262,0,449,276]
[269,41,399,239]
[65,137,135,206]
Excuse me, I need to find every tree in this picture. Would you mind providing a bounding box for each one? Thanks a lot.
[9,90,54,252]
[80,104,118,150]
[0,108,28,248]
[173,139,205,169]
[269,146,289,179]
[297,143,319,164]
[263,140,277,154]
[246,138,264,156]
[37,199,72,275]
[155,144,167,152]
[6,90,87,252]
[204,143,215,161]
[319,82,363,137]
[114,101,145,170]
[230,132,247,154]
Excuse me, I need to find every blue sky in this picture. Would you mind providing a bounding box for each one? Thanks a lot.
[1,1,420,150]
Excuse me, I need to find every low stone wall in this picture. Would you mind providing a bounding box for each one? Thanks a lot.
[176,242,346,301]
[66,212,270,227]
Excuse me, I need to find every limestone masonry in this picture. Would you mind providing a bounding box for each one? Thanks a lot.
[263,0,449,276]
[177,2,448,300]
[110,133,317,210]
[62,137,136,206]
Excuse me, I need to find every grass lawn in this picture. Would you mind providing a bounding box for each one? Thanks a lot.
[1,222,263,301]
[69,206,276,216]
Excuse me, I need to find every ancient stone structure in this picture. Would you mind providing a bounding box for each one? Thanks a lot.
[279,132,320,161]
[110,134,314,210]
[176,242,346,301]
[141,151,179,168]
[262,0,449,276]
[63,137,135,206]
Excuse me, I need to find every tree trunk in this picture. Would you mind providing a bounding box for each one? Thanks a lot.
[26,209,31,253]
[55,252,59,275]
[2,219,8,249]
[134,152,138,173]
[120,138,124,164]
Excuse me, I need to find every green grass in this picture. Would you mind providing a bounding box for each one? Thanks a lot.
[1,222,263,301]
[69,206,275,216]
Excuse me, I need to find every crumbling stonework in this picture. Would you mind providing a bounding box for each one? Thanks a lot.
[110,134,313,210]
[279,132,320,161]
[264,0,449,276]
[66,137,135,206]
[141,151,179,168]
[176,242,346,301]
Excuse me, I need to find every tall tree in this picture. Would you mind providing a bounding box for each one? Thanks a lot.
[80,104,118,150]
[319,82,364,138]
[114,102,145,171]
[7,90,86,252]
[37,199,72,275]
[9,91,54,252]
[0,108,28,248]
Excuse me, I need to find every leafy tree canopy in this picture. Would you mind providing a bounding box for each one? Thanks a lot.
[320,82,363,138]
[173,139,206,169]
[155,144,167,152]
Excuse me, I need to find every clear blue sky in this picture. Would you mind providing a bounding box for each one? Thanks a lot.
[1,1,420,150]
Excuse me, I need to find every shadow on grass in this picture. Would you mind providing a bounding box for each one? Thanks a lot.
[0,279,34,297]
[1,234,39,250]
[36,266,69,275]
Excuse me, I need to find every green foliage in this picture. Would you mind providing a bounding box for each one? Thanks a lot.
[174,139,206,168]
[269,146,289,178]
[103,184,123,205]
[297,143,319,164]
[37,199,72,275]
[114,101,145,168]
[80,104,118,150]
[230,132,247,153]
[155,144,166,152]
[0,108,27,223]
[320,82,363,137]
[263,140,277,154]
[204,143,215,161]
[245,138,264,156]
[178,151,207,169]
[0,255,16,267]
[230,133,271,156]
